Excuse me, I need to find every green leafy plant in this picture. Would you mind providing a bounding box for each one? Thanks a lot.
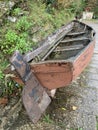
[1,30,17,54]
[12,8,22,16]
[1,31,14,54]
[5,30,18,43]
[5,80,15,95]
[93,5,98,18]
[16,37,31,53]
[4,78,20,96]
[0,70,4,79]
[1,30,31,55]
[97,122,98,130]
[16,16,32,32]
[69,0,85,13]
[0,70,6,97]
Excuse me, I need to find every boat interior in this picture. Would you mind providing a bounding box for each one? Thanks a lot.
[41,21,95,61]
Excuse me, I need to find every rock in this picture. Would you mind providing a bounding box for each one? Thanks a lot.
[8,1,15,9]
[8,16,17,23]
[8,16,17,22]
[32,38,38,43]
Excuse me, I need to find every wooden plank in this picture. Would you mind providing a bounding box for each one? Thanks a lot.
[66,31,85,36]
[53,44,84,52]
[61,37,89,43]
[41,40,61,61]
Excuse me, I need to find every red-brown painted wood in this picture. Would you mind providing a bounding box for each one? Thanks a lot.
[31,62,72,89]
[72,40,95,79]
[12,39,95,90]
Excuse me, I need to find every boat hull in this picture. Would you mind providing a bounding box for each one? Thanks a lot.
[12,38,95,90]
[73,39,95,79]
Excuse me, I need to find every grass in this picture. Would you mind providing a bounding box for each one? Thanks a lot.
[96,116,98,130]
[83,19,98,24]
[70,128,83,130]
[97,124,98,130]
[43,114,54,124]
[42,113,83,130]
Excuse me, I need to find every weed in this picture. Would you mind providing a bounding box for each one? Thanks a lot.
[97,123,98,130]
[5,80,15,95]
[56,121,66,129]
[12,8,22,16]
[70,128,83,130]
[4,74,23,97]
[78,128,83,130]
[1,30,32,55]
[16,16,32,32]
[0,71,16,97]
[43,114,54,123]
[5,30,18,43]
[0,70,4,79]
[96,116,98,130]
[1,30,17,54]
[16,37,31,53]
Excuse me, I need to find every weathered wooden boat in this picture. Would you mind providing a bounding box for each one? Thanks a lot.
[10,20,96,90]
[7,20,96,123]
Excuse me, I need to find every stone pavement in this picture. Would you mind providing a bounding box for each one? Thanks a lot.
[87,22,98,87]
[83,21,98,130]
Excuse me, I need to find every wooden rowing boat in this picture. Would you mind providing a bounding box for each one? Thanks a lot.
[7,20,96,123]
[8,20,96,90]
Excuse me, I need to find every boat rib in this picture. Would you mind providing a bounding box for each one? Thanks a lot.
[61,37,89,43]
[66,31,85,36]
[53,44,84,52]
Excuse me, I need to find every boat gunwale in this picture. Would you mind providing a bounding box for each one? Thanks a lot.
[73,37,95,63]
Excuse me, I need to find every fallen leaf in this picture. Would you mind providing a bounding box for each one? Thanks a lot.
[0,98,8,105]
[61,107,66,111]
[72,106,77,111]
